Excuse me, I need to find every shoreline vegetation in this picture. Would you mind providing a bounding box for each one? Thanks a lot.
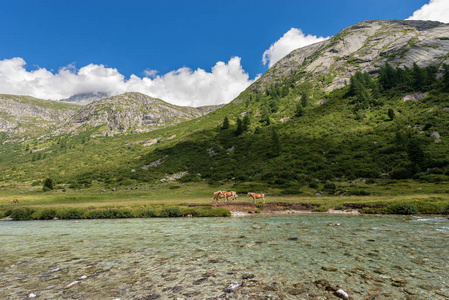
[1,180,448,221]
[2,197,449,221]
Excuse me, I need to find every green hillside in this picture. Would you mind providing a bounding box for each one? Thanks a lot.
[1,64,448,196]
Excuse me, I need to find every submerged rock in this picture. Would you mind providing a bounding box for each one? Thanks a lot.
[66,281,80,288]
[334,289,349,300]
[224,282,242,293]
[142,294,160,300]
[193,277,208,285]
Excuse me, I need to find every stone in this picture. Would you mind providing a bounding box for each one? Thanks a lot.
[431,131,440,139]
[193,277,208,285]
[142,294,160,300]
[224,282,242,293]
[334,289,349,300]
[65,281,80,288]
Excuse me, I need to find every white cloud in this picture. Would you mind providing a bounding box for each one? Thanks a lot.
[0,57,255,107]
[262,28,330,68]
[407,0,449,23]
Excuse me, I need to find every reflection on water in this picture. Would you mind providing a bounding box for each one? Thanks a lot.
[0,214,448,299]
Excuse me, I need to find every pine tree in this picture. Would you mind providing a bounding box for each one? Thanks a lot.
[235,117,243,136]
[43,178,54,191]
[301,90,310,107]
[412,63,425,91]
[295,102,305,117]
[260,105,271,126]
[407,138,426,172]
[222,116,230,130]
[242,115,250,132]
[270,128,281,157]
[442,64,449,91]
[388,108,395,121]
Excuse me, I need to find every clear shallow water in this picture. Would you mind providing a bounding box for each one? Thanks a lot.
[0,214,448,299]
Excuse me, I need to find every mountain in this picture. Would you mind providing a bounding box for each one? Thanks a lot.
[0,92,222,139]
[251,20,449,95]
[1,20,448,191]
[59,92,110,104]
[0,94,81,140]
[56,92,223,136]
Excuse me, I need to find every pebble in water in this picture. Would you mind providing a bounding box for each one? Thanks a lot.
[224,282,242,293]
[334,289,349,300]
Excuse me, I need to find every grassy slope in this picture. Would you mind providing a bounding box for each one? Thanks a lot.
[1,69,449,217]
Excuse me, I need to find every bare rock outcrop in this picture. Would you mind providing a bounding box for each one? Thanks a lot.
[250,20,449,94]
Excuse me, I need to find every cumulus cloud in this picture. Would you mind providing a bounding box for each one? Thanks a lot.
[262,28,329,68]
[0,57,255,107]
[407,0,449,23]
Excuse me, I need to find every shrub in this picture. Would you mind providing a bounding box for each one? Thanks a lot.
[135,209,156,218]
[348,190,371,196]
[85,209,134,219]
[43,178,54,192]
[309,182,319,189]
[312,206,328,212]
[159,207,182,217]
[386,203,418,215]
[365,178,376,184]
[36,208,57,220]
[56,208,85,219]
[323,183,336,190]
[334,204,345,210]
[10,208,35,220]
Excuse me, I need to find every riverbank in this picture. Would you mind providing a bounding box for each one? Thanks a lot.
[3,199,449,221]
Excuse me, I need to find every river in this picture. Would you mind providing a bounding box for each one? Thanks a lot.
[1,214,448,299]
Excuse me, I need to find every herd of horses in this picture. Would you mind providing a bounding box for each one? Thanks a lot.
[213,191,265,205]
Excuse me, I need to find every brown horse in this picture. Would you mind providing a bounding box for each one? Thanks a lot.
[247,192,265,205]
[221,191,238,202]
[212,191,225,204]
[11,199,19,204]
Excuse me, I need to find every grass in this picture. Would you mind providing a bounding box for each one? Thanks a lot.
[1,180,448,220]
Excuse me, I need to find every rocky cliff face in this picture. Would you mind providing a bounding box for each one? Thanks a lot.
[0,94,80,138]
[56,92,221,136]
[0,92,221,139]
[254,20,449,92]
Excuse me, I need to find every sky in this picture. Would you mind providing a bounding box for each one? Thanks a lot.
[0,0,448,106]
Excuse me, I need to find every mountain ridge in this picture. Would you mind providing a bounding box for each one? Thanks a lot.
[249,19,449,96]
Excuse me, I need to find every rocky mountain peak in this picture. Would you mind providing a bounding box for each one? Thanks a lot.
[253,19,449,93]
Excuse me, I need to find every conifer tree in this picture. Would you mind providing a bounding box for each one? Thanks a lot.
[235,117,243,136]
[270,128,281,157]
[222,116,230,130]
[301,90,310,107]
[242,115,250,132]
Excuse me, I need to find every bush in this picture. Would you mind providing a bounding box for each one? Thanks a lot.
[365,178,376,184]
[85,209,134,219]
[43,178,54,192]
[309,182,319,189]
[390,167,413,179]
[135,209,156,218]
[188,207,231,217]
[56,208,85,219]
[347,190,371,196]
[159,207,182,217]
[323,183,336,190]
[36,208,57,220]
[334,204,345,210]
[386,203,418,215]
[10,208,35,220]
[312,205,328,212]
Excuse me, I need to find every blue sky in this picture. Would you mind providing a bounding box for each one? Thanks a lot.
[0,0,447,106]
